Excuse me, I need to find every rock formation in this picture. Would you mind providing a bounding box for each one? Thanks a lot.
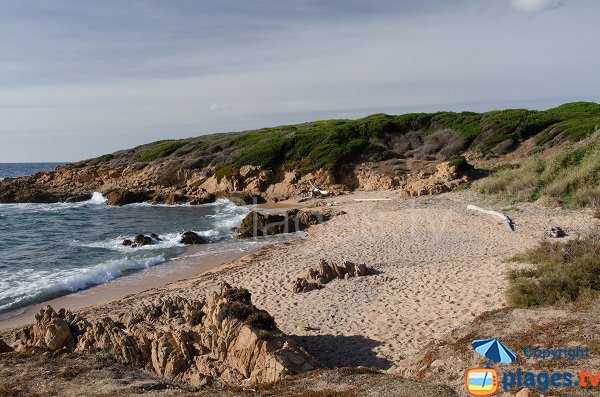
[236,209,343,238]
[399,161,470,198]
[0,338,13,353]
[134,234,153,246]
[294,259,375,293]
[179,231,206,245]
[122,234,163,247]
[12,283,320,387]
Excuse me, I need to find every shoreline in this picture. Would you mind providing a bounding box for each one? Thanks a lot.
[0,196,306,331]
[3,190,595,369]
[0,243,253,330]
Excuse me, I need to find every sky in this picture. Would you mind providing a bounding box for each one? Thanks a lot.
[0,0,599,162]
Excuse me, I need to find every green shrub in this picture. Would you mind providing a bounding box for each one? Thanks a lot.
[448,155,471,171]
[89,154,114,165]
[94,350,116,362]
[217,302,254,324]
[222,286,252,304]
[214,164,238,183]
[137,140,187,162]
[246,310,277,331]
[508,234,600,307]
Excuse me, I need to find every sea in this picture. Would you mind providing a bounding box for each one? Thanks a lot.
[0,163,281,316]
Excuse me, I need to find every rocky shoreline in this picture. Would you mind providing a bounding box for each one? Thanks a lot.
[0,159,472,206]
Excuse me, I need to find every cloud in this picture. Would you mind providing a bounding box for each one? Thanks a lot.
[510,0,567,13]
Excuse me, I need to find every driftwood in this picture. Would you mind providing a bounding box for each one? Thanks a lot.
[467,204,515,231]
[309,181,331,198]
[354,198,392,202]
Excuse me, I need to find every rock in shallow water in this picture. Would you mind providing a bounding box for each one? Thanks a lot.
[134,234,153,246]
[179,231,205,245]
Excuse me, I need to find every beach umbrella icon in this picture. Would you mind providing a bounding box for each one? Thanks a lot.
[472,338,517,365]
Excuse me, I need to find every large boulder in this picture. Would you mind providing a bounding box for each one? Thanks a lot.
[179,231,206,245]
[134,234,153,246]
[15,284,320,387]
[103,189,150,206]
[236,210,336,239]
[17,306,75,351]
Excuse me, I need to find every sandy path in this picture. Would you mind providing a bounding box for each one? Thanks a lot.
[5,190,594,372]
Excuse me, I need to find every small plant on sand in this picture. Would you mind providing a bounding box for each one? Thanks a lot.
[508,233,600,307]
[94,350,116,362]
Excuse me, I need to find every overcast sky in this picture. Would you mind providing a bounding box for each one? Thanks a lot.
[1,0,599,162]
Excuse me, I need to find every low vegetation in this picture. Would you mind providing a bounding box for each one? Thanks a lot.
[77,102,600,179]
[508,233,600,307]
[476,133,600,207]
[218,286,278,332]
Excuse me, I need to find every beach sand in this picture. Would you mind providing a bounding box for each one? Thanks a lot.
[1,190,594,373]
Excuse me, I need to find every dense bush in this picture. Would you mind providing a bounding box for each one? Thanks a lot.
[246,310,277,331]
[448,155,472,172]
[508,234,600,307]
[137,140,188,162]
[213,164,239,183]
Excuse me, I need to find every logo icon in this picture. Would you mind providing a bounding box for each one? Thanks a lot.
[466,338,517,396]
[466,368,498,396]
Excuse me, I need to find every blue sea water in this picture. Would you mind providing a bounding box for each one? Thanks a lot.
[0,162,64,180]
[0,163,254,315]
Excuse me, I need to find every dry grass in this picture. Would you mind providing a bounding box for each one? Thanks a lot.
[476,133,600,207]
[508,233,600,307]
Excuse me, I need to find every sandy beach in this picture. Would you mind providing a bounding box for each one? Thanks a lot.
[3,189,593,374]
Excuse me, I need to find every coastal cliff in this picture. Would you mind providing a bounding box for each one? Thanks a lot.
[2,102,599,205]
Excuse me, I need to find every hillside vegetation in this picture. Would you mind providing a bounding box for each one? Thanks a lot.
[476,132,600,207]
[508,233,600,307]
[75,102,600,176]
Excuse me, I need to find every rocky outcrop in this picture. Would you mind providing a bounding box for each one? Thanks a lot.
[294,259,375,293]
[104,189,151,206]
[13,283,320,387]
[0,155,468,206]
[352,165,398,191]
[399,161,469,198]
[179,231,206,245]
[236,209,343,239]
[292,278,323,294]
[122,234,162,247]
[0,338,13,353]
[134,234,153,246]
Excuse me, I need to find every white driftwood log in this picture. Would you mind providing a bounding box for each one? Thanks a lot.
[467,204,515,231]
[309,181,330,198]
[354,199,392,202]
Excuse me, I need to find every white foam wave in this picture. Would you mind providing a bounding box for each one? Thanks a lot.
[0,255,166,313]
[79,232,185,251]
[0,191,107,213]
[87,192,108,204]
